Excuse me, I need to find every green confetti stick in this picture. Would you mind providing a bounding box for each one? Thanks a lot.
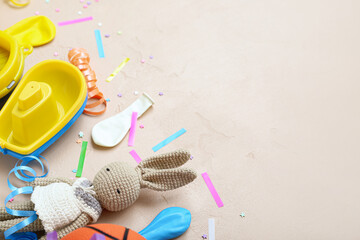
[76,141,88,178]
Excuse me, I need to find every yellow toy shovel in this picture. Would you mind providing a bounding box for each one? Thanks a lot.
[0,16,56,99]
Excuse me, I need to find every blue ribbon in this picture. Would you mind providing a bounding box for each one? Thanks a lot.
[4,155,49,240]
[7,232,38,240]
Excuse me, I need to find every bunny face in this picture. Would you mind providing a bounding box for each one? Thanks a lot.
[93,162,140,211]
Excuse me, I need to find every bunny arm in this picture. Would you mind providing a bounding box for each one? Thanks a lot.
[0,216,43,233]
[27,177,75,188]
[38,213,91,240]
[138,149,191,170]
[0,201,35,221]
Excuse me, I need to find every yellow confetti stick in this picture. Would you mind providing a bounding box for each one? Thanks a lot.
[106,58,130,82]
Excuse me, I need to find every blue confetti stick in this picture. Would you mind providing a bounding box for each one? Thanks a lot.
[94,29,105,58]
[152,128,187,152]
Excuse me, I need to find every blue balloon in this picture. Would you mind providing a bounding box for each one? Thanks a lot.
[138,207,191,240]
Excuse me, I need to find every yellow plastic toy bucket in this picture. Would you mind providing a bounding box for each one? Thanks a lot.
[0,16,56,99]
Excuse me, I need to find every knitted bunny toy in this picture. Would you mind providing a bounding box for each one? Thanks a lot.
[0,149,196,240]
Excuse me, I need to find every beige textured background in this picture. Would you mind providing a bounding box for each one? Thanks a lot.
[1,0,360,239]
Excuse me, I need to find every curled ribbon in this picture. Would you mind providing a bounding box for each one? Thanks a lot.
[9,0,30,7]
[7,232,37,240]
[4,155,48,240]
[68,48,107,116]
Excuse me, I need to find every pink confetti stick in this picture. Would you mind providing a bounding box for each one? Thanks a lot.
[129,149,142,164]
[202,172,224,208]
[128,112,137,146]
[58,16,93,26]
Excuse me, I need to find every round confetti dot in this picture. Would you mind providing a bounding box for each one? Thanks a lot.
[54,52,59,57]
[72,169,77,173]
[98,22,102,27]
[105,34,110,38]
[80,0,84,2]
[106,98,110,102]
[139,124,144,129]
[134,91,139,95]
[34,11,40,15]
[78,11,82,15]
[87,1,91,5]
[83,5,88,8]
[190,155,194,160]
[117,31,122,35]
[95,0,99,2]
[55,8,60,12]
[117,93,122,97]
[149,55,154,59]
[141,59,145,63]
[159,92,164,96]
[78,131,84,138]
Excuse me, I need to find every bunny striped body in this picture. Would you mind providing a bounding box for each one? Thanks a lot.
[31,178,102,232]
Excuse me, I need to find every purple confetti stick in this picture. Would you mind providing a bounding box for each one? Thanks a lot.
[46,231,57,240]
[90,233,106,240]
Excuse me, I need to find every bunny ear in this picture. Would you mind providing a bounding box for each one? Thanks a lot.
[138,149,191,170]
[139,168,197,191]
[136,149,196,191]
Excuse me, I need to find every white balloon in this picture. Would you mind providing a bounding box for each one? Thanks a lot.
[92,93,154,147]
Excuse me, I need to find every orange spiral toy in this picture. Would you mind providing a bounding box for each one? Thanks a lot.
[68,48,107,116]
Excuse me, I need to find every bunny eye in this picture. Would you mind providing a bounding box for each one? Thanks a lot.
[116,189,120,194]
[106,168,110,171]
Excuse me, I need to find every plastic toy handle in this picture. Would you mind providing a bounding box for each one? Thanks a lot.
[9,0,30,7]
[138,207,191,240]
[22,44,33,57]
[4,16,56,47]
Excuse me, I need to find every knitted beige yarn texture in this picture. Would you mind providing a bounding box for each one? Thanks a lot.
[0,149,197,239]
[0,216,43,233]
[138,168,197,191]
[0,209,92,240]
[28,177,75,188]
[0,201,34,221]
[93,149,197,211]
[136,149,197,191]
[31,178,100,232]
[138,149,192,170]
[93,162,140,212]
[38,213,91,240]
